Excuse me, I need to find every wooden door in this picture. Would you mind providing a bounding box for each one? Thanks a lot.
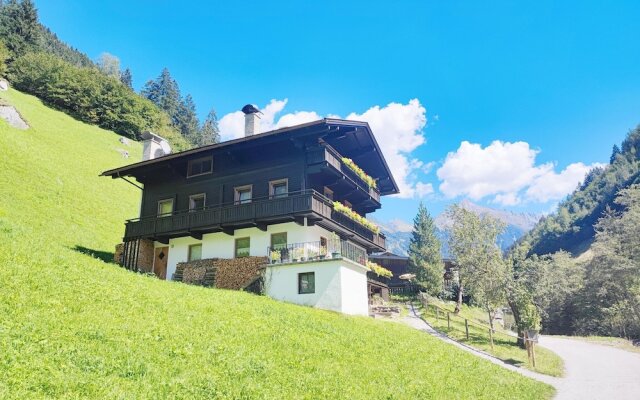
[153,247,169,280]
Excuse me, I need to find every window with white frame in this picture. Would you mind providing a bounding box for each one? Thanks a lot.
[157,199,174,217]
[189,193,206,211]
[234,185,252,204]
[298,272,315,294]
[269,179,288,198]
[187,156,213,178]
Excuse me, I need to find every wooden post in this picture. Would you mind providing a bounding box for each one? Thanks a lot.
[525,332,532,365]
[489,328,494,351]
[531,340,537,368]
[465,319,469,340]
[447,312,451,329]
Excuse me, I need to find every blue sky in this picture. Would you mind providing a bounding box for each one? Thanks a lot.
[37,1,640,227]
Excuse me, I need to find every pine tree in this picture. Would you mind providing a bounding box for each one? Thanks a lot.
[198,108,221,146]
[142,67,181,121]
[175,94,199,142]
[120,67,132,89]
[0,0,40,60]
[407,202,443,295]
[610,144,621,164]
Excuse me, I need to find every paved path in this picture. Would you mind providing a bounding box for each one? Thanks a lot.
[539,335,640,400]
[402,304,640,399]
[401,305,558,386]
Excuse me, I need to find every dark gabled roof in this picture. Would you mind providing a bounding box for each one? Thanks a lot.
[101,118,400,195]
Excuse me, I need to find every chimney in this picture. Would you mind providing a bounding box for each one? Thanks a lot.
[241,104,261,136]
[140,131,171,161]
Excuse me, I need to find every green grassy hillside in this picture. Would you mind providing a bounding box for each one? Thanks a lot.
[0,89,554,399]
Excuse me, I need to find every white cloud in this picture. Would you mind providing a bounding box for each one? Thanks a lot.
[219,98,430,199]
[526,162,606,202]
[437,140,602,206]
[415,182,434,197]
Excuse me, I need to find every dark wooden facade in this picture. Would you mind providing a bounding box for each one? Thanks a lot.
[102,119,399,253]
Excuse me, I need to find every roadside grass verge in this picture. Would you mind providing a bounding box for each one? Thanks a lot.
[0,88,556,399]
[416,301,564,377]
[557,335,640,354]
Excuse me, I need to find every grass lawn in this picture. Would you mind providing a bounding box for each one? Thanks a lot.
[559,335,640,354]
[417,300,564,377]
[0,88,555,399]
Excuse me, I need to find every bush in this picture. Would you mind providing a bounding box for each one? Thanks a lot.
[8,52,189,150]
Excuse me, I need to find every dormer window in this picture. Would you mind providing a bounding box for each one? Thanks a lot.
[187,156,213,178]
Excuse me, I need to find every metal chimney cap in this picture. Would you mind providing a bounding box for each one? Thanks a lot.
[241,104,261,115]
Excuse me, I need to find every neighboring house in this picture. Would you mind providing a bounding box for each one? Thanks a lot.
[369,252,456,295]
[102,106,399,316]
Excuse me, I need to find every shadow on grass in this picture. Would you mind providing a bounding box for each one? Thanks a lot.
[502,358,524,367]
[72,245,114,263]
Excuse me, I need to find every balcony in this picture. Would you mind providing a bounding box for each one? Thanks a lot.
[267,240,368,267]
[306,145,381,205]
[124,190,386,252]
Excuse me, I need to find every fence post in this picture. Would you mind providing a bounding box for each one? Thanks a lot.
[447,312,450,329]
[531,340,537,368]
[525,332,532,365]
[465,319,469,340]
[489,328,494,351]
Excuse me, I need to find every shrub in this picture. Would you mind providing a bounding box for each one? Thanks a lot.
[8,52,190,150]
[341,157,377,189]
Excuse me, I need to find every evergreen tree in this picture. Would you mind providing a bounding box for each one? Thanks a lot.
[198,108,221,146]
[0,40,8,77]
[610,144,621,164]
[120,67,133,89]
[175,94,199,141]
[407,202,443,295]
[142,68,181,121]
[0,0,40,61]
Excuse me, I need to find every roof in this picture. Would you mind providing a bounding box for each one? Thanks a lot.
[101,118,400,195]
[369,252,409,260]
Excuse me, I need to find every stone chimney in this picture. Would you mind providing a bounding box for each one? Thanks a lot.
[140,131,171,161]
[241,104,261,136]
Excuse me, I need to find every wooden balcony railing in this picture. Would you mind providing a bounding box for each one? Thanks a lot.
[307,145,381,203]
[123,190,385,250]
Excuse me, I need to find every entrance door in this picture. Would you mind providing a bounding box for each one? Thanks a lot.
[153,247,169,279]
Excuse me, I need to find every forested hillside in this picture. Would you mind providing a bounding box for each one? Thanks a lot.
[521,127,640,256]
[510,127,640,340]
[0,0,219,150]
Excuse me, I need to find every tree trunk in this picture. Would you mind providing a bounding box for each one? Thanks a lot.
[507,296,525,348]
[486,304,494,332]
[454,282,463,314]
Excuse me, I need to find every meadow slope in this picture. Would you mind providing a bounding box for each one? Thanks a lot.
[0,89,554,399]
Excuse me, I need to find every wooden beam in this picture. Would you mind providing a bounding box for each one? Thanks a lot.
[156,237,170,245]
[222,227,235,236]
[256,223,268,232]
[294,216,306,226]
[189,232,203,240]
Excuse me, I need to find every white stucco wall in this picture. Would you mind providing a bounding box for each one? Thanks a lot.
[264,258,369,316]
[157,221,336,281]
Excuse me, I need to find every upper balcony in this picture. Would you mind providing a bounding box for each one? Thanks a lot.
[306,145,381,210]
[124,190,385,252]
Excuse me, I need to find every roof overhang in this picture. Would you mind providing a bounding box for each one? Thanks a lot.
[101,118,400,196]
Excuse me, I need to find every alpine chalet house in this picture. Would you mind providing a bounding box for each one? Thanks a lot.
[102,105,399,315]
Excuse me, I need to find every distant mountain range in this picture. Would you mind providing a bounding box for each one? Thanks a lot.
[379,199,542,257]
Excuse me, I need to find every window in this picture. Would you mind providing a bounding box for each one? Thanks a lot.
[269,179,288,198]
[298,272,315,294]
[323,187,334,201]
[235,237,250,258]
[189,193,206,211]
[187,156,213,178]
[270,232,287,250]
[188,244,202,262]
[234,185,252,204]
[157,199,174,217]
